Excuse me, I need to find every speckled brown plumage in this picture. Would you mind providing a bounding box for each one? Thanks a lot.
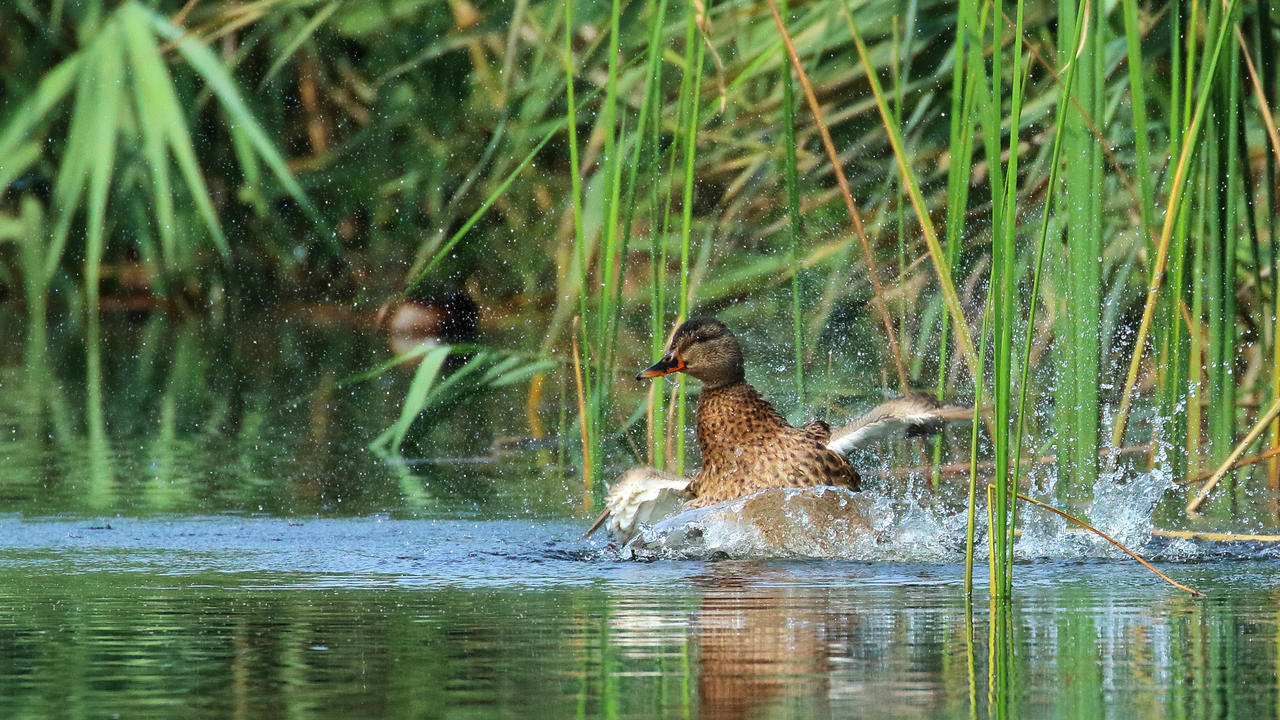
[685,380,860,507]
[637,317,860,509]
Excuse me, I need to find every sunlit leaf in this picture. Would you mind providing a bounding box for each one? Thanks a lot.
[83,21,125,307]
[0,54,81,182]
[127,6,234,258]
[374,344,452,454]
[369,346,557,456]
[120,6,179,265]
[45,44,100,283]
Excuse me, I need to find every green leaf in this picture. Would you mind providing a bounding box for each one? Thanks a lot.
[83,22,125,307]
[45,46,101,283]
[143,6,322,225]
[120,6,178,264]
[124,5,232,258]
[0,53,81,181]
[373,344,453,454]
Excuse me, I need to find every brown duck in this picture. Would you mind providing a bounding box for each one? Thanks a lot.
[586,317,967,541]
[639,317,860,506]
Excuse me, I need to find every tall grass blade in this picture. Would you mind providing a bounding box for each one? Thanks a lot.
[144,5,321,224]
[121,6,218,259]
[1054,0,1102,507]
[1120,0,1155,241]
[674,2,706,474]
[841,4,981,387]
[769,0,910,392]
[0,54,82,169]
[780,0,805,405]
[1111,0,1242,449]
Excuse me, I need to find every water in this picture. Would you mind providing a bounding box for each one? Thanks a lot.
[1,312,1278,718]
[2,517,1278,718]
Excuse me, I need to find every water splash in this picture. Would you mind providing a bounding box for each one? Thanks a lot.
[1015,466,1174,561]
[622,486,968,562]
[616,468,1223,563]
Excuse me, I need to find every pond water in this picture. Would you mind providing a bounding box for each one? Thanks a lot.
[1,312,1278,718]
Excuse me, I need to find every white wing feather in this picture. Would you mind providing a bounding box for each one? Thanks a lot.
[585,468,691,544]
[826,394,968,458]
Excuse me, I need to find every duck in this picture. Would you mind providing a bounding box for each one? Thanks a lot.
[584,316,968,543]
[375,287,479,358]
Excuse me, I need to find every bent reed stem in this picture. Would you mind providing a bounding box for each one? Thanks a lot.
[1004,487,1204,597]
[765,0,909,392]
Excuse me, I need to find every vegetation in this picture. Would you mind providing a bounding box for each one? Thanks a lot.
[2,0,1279,596]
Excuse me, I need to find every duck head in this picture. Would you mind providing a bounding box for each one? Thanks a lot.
[637,317,745,389]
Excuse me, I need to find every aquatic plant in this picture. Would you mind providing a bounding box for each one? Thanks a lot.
[0,2,317,311]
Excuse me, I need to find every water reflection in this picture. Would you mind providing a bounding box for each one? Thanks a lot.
[690,567,835,718]
[0,312,569,518]
[604,563,1280,719]
[0,539,1277,718]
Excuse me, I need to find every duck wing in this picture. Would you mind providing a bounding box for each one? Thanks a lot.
[826,392,970,458]
[583,467,691,544]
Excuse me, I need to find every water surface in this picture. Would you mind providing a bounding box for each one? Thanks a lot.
[2,516,1278,719]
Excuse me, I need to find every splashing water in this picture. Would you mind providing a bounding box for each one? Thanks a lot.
[1015,467,1176,561]
[618,468,1203,563]
[621,486,969,562]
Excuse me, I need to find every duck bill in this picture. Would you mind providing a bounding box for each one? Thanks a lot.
[637,353,684,380]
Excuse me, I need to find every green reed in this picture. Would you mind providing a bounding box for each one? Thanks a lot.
[592,0,627,406]
[935,0,980,488]
[1120,0,1155,244]
[965,289,994,597]
[631,0,671,470]
[781,0,806,407]
[986,0,1031,598]
[556,0,711,488]
[1150,0,1194,477]
[673,4,706,476]
[1264,5,1280,491]
[1110,0,1242,452]
[1052,0,1103,509]
[1206,47,1240,476]
[562,0,595,492]
[568,0,637,496]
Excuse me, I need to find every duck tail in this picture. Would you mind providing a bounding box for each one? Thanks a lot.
[581,508,613,539]
[826,392,971,458]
